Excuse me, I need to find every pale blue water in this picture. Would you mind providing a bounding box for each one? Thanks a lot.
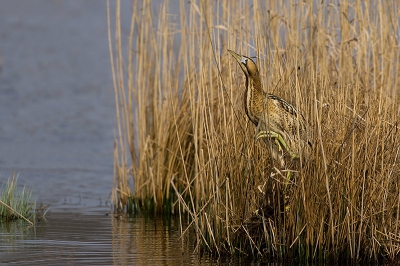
[0,0,116,210]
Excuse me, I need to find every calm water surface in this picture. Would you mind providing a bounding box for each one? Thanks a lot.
[0,213,206,265]
[0,1,223,265]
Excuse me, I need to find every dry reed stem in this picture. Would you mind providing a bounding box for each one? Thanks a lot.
[0,199,33,226]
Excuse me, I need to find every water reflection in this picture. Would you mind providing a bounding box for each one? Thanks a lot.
[111,215,200,265]
[0,220,37,253]
[0,212,205,265]
[1,212,294,265]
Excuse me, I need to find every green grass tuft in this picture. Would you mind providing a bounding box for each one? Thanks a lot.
[0,173,39,225]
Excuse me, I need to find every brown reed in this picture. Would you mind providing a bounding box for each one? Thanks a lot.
[108,0,400,262]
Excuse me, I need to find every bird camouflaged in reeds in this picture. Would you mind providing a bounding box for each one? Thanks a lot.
[228,50,312,176]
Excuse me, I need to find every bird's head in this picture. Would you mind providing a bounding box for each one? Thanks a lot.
[228,50,259,78]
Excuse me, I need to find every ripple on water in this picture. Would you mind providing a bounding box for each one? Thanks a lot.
[0,212,210,265]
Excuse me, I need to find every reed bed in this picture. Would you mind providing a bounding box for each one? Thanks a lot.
[109,0,400,262]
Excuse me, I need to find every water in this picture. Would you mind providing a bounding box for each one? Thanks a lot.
[0,213,203,265]
[0,1,217,264]
[0,0,115,208]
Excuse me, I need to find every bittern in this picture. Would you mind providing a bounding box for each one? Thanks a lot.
[228,49,311,168]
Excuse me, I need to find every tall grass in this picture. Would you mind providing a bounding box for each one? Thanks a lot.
[109,0,400,262]
[0,173,36,225]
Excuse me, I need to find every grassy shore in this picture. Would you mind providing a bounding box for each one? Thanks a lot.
[108,0,400,262]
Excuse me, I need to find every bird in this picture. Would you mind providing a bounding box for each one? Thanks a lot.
[228,49,311,169]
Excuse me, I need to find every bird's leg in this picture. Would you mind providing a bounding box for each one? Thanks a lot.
[255,130,299,159]
[256,130,294,185]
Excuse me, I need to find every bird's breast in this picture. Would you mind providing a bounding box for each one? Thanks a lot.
[244,79,264,126]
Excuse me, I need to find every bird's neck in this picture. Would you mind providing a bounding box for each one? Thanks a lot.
[244,76,266,125]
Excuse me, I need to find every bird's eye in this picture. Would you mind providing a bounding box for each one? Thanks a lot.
[240,57,247,64]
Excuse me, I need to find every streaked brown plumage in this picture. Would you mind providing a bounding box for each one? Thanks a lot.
[228,49,311,167]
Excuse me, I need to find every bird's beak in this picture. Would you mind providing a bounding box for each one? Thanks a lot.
[228,49,250,76]
[228,49,243,63]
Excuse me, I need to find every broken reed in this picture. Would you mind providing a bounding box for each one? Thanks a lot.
[109,0,400,262]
